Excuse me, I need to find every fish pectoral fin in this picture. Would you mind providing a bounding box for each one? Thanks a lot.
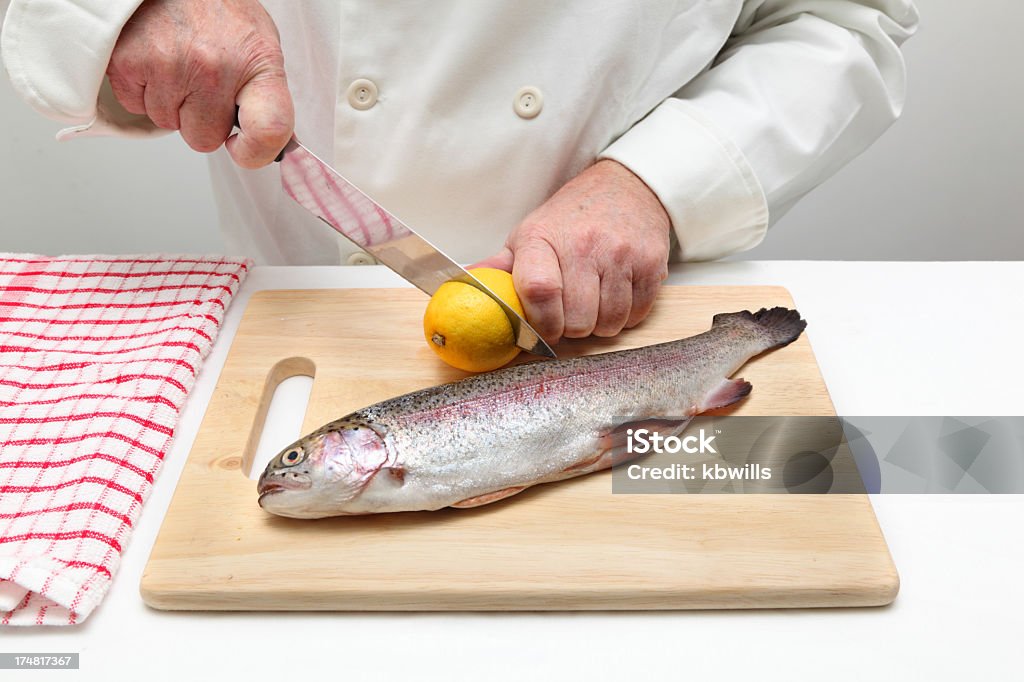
[384,466,405,484]
[451,486,527,509]
[701,377,753,412]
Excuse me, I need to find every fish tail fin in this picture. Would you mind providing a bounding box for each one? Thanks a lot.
[712,307,807,350]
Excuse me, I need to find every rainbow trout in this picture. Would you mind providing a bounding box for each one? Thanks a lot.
[257,307,806,518]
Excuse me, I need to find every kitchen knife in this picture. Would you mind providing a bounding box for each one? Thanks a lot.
[274,137,556,359]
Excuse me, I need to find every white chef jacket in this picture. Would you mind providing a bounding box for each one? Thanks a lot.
[1,1,917,265]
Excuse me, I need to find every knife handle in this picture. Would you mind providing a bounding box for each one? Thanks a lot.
[232,105,287,163]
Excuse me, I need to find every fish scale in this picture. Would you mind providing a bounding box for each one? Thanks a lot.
[257,307,807,518]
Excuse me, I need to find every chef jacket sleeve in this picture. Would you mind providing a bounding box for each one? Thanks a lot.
[1,0,160,139]
[599,0,919,261]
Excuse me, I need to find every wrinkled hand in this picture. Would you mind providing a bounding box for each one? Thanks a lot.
[107,0,293,168]
[475,159,671,343]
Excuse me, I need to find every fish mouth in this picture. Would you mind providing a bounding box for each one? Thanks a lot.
[257,473,312,500]
[257,482,285,499]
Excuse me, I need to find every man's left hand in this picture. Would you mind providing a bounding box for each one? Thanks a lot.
[475,159,671,344]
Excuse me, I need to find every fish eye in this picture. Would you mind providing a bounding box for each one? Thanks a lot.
[280,448,305,466]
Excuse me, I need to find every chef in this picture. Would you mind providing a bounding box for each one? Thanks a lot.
[1,0,917,343]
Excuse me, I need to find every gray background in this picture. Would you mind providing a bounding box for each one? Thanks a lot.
[1,1,1020,260]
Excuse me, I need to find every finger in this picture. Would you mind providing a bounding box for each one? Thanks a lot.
[560,263,600,338]
[593,275,633,337]
[143,81,183,131]
[107,70,147,116]
[511,240,564,344]
[179,90,237,153]
[626,274,665,329]
[226,73,294,169]
[469,247,514,272]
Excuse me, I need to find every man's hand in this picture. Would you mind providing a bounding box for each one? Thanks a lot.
[107,0,294,168]
[475,159,671,344]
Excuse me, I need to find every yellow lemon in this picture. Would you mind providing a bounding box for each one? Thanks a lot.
[423,268,525,373]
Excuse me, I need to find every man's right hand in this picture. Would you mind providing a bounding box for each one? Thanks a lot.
[107,0,294,168]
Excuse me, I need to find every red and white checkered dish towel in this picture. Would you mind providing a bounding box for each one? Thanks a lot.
[0,254,250,626]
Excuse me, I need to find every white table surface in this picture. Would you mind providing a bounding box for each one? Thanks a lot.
[5,261,1023,681]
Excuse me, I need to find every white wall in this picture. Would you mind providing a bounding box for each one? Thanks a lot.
[1,1,1020,260]
[0,84,224,256]
[738,0,1024,260]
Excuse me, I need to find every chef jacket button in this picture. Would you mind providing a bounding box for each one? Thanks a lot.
[347,251,378,266]
[347,79,379,110]
[514,86,543,119]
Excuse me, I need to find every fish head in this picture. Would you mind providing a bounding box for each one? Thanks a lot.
[257,417,390,518]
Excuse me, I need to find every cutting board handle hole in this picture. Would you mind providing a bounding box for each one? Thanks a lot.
[242,357,316,479]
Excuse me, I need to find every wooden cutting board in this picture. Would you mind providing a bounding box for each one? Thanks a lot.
[141,286,898,610]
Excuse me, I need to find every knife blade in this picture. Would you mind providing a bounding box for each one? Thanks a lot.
[276,138,556,359]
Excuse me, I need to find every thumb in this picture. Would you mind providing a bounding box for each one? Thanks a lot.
[226,71,295,169]
[469,247,514,272]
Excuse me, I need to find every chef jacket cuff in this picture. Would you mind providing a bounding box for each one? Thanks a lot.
[598,99,769,261]
[1,0,159,139]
